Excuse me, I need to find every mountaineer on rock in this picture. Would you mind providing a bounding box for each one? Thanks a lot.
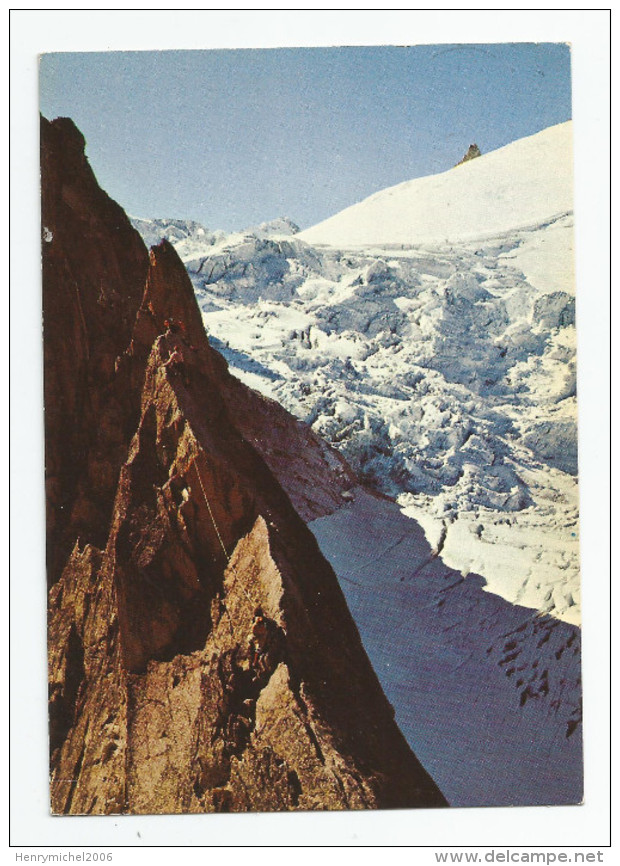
[164,317,186,335]
[251,606,269,669]
[163,346,184,369]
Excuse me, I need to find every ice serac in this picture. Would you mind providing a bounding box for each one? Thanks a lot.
[43,116,446,814]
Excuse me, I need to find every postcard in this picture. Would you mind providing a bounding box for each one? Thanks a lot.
[40,43,583,817]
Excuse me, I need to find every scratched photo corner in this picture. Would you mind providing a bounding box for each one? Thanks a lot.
[41,43,582,815]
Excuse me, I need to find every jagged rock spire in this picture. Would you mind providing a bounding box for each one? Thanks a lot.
[455,143,482,167]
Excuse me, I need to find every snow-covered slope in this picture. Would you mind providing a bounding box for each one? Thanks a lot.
[310,488,581,806]
[299,122,573,247]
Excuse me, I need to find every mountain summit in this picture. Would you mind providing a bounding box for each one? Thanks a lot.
[455,143,482,166]
[42,115,446,814]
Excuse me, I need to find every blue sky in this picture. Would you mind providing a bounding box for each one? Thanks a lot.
[40,44,571,231]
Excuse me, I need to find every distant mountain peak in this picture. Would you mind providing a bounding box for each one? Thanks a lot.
[249,216,300,238]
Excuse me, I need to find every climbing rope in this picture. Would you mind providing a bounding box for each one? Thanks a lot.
[183,453,280,684]
[195,463,231,564]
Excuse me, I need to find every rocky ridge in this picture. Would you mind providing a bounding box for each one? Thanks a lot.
[43,116,446,814]
[455,143,482,166]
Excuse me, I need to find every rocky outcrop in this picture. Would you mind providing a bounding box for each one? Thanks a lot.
[43,116,447,814]
[455,143,481,167]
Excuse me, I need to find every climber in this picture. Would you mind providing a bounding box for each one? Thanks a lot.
[250,606,285,677]
[163,346,184,369]
[168,345,183,364]
[167,472,191,505]
[164,317,186,335]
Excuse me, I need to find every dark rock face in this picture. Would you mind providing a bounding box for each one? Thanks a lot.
[43,116,447,814]
[41,116,150,586]
[455,144,482,167]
